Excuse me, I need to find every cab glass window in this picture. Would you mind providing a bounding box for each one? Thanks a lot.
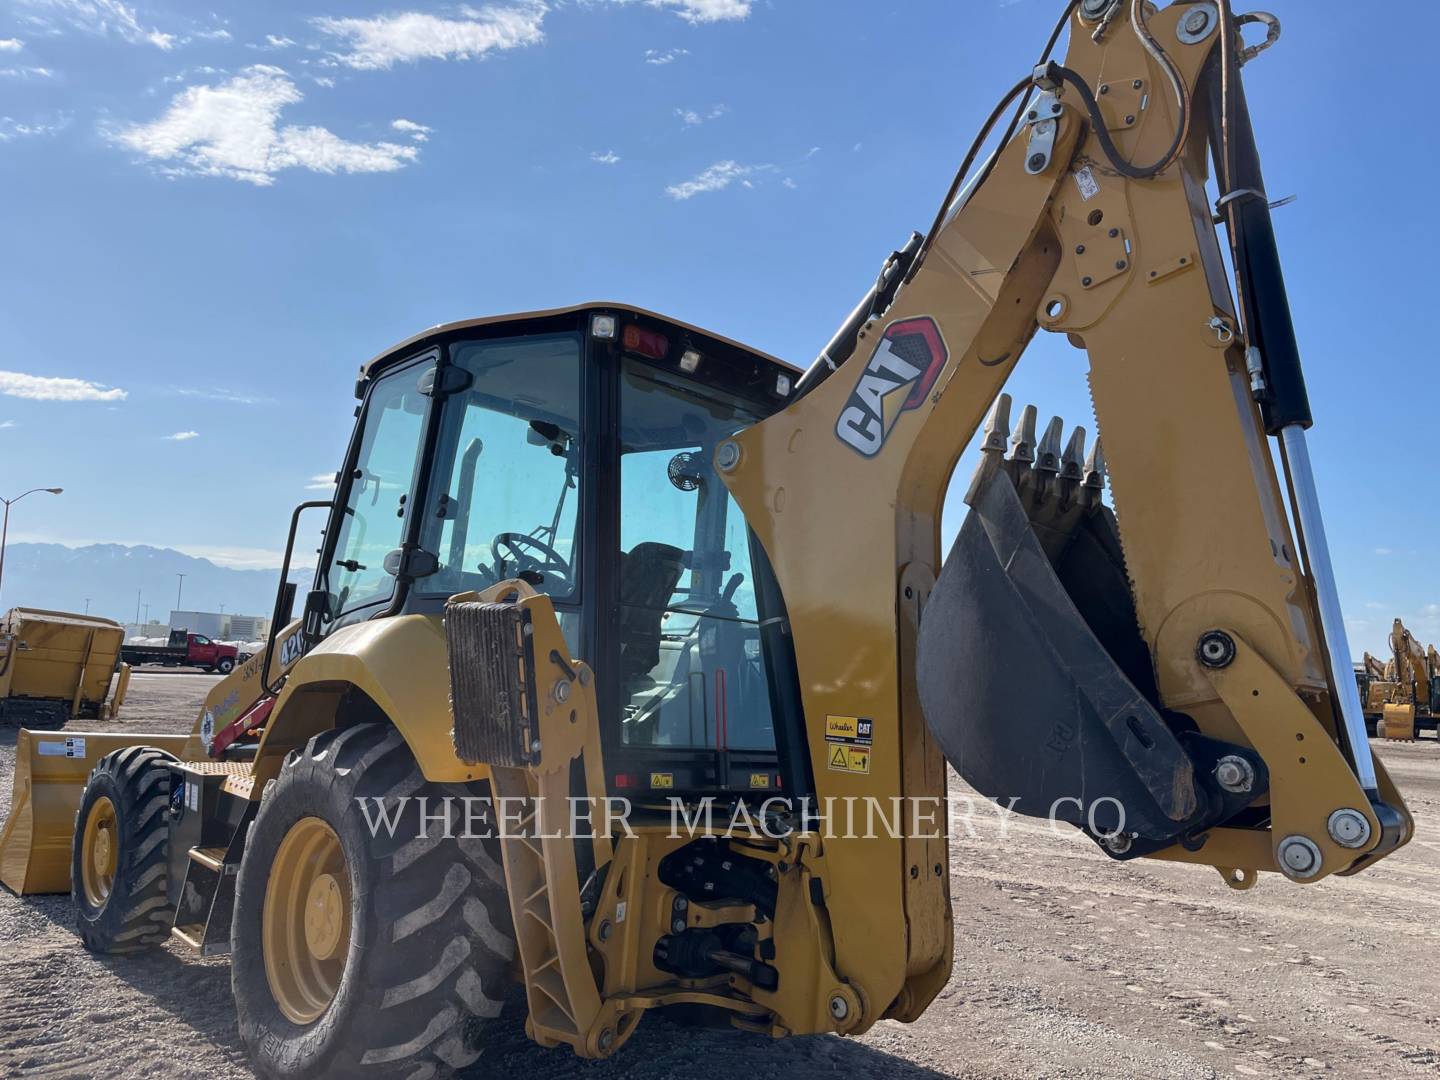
[419,333,582,605]
[326,364,429,618]
[615,359,774,752]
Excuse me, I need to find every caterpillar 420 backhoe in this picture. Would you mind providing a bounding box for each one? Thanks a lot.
[0,2,1413,1077]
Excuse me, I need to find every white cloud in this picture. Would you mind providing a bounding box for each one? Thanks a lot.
[590,149,620,164]
[313,4,547,71]
[0,39,24,51]
[675,104,726,126]
[1374,547,1394,556]
[391,117,431,141]
[0,370,126,401]
[0,421,15,429]
[192,28,232,42]
[782,177,797,189]
[113,66,420,186]
[617,0,751,23]
[665,159,758,199]
[644,46,687,65]
[20,0,175,49]
[175,387,267,405]
[163,430,199,440]
[265,34,295,49]
[1,66,55,79]
[306,472,337,490]
[0,114,68,140]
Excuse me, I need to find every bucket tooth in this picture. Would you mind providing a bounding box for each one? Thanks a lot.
[1036,416,1063,474]
[980,394,1012,455]
[1082,437,1106,511]
[967,393,1015,505]
[1008,404,1038,467]
[1061,426,1086,481]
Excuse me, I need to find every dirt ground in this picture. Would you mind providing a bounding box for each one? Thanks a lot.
[2,673,1437,1079]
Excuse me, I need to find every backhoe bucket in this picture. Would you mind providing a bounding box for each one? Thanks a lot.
[917,400,1252,854]
[0,729,190,895]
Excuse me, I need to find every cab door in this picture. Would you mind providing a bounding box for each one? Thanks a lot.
[318,352,435,629]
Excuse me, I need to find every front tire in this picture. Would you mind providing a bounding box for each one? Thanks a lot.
[232,723,515,1080]
[216,657,235,675]
[72,746,178,953]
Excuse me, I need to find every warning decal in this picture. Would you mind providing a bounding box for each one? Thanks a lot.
[827,744,871,775]
[824,715,873,774]
[37,737,87,759]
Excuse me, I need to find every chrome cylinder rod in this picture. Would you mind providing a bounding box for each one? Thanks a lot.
[1281,425,1378,792]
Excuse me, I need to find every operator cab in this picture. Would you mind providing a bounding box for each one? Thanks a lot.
[314,304,805,799]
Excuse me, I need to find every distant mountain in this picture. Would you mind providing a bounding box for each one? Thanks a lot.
[0,543,311,625]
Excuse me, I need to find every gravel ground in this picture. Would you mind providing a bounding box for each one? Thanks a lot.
[2,673,1437,1079]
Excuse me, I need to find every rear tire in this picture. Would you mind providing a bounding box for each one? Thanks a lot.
[71,746,178,954]
[232,723,515,1080]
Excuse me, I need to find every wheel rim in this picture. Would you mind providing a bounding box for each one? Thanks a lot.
[80,795,119,907]
[263,817,352,1025]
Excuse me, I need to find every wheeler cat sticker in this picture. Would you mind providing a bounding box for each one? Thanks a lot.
[835,317,949,457]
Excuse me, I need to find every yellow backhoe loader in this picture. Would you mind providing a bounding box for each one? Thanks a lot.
[1363,618,1439,740]
[0,3,1415,1077]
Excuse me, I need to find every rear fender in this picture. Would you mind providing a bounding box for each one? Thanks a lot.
[254,614,480,786]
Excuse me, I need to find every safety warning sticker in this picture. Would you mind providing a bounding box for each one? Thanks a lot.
[827,744,871,775]
[1074,165,1100,201]
[825,715,873,774]
[37,737,86,758]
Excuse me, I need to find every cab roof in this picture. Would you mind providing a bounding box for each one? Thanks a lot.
[360,302,799,380]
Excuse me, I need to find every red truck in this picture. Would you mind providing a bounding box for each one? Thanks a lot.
[120,629,239,674]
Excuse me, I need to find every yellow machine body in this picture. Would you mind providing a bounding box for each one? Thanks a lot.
[0,607,128,722]
[0,2,1417,1071]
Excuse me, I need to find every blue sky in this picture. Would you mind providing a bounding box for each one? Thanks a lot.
[0,0,1435,656]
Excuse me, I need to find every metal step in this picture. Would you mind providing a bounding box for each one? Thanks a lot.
[188,846,228,873]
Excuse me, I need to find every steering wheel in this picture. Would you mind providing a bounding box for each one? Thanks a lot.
[491,532,572,588]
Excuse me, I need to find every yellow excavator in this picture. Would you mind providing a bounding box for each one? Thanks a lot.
[1362,618,1438,740]
[0,3,1415,1077]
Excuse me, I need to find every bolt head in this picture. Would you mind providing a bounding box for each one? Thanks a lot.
[1028,153,1048,171]
[598,919,613,942]
[671,917,687,934]
[1277,835,1322,879]
[598,1028,615,1051]
[553,678,571,704]
[1081,276,1094,287]
[1185,9,1210,33]
[1213,755,1255,795]
[1076,244,1086,254]
[1103,832,1133,855]
[715,441,741,471]
[1196,630,1237,669]
[673,894,689,911]
[1327,808,1372,849]
[828,994,850,1021]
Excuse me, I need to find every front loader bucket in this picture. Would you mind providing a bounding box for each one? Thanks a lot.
[917,400,1255,855]
[0,729,190,895]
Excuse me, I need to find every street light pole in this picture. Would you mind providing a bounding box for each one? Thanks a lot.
[176,572,186,612]
[0,487,64,607]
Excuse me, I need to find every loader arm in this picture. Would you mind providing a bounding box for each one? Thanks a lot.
[721,0,1410,1025]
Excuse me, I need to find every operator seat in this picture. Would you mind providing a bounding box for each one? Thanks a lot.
[617,542,686,686]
